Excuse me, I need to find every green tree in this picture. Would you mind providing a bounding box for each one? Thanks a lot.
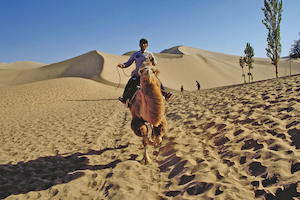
[245,43,255,82]
[239,43,255,83]
[262,0,283,78]
[290,32,300,59]
[239,56,246,83]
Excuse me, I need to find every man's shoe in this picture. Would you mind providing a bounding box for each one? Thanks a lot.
[118,96,126,104]
[164,92,172,101]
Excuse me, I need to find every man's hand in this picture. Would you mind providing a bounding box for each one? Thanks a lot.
[118,63,123,68]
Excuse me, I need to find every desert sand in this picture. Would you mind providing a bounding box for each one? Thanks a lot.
[1,46,300,199]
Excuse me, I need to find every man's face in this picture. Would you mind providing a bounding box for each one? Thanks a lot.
[140,42,148,52]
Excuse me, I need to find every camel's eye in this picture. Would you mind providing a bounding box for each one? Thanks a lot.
[139,69,144,74]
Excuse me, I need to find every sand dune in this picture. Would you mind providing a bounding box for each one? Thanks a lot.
[1,46,299,90]
[1,47,300,199]
[0,61,46,69]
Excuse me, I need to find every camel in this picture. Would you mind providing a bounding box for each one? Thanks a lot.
[129,60,167,164]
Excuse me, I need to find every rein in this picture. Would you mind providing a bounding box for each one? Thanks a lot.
[115,66,131,90]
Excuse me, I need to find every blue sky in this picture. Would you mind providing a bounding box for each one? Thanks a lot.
[1,0,299,64]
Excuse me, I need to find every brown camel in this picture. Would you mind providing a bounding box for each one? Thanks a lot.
[129,60,167,164]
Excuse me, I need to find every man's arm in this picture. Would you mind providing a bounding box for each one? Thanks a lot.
[122,53,136,68]
[149,53,157,66]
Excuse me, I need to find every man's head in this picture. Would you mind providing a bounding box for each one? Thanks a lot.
[139,38,148,52]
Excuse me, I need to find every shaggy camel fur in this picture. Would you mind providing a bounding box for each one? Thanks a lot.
[129,61,167,164]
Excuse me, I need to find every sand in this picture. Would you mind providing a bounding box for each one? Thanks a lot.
[1,46,300,199]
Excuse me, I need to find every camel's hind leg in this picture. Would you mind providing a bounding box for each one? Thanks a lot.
[131,117,151,164]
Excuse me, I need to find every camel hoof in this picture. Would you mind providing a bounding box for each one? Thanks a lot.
[156,136,162,145]
[140,155,151,165]
[151,136,162,147]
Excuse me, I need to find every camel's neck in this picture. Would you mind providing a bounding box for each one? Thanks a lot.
[140,76,164,111]
[140,77,162,99]
[138,76,165,125]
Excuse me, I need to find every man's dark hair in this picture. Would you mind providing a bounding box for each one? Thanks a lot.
[140,38,148,44]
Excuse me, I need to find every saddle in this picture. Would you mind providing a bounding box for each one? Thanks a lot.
[125,86,140,108]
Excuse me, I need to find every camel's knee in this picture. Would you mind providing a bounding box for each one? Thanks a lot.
[153,120,166,137]
[153,126,164,140]
[139,125,148,137]
[131,118,147,137]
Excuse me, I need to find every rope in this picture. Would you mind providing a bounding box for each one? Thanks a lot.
[115,66,131,90]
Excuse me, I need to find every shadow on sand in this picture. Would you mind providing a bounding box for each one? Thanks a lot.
[0,144,130,199]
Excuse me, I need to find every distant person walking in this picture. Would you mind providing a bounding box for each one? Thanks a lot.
[196,80,200,90]
[181,85,184,92]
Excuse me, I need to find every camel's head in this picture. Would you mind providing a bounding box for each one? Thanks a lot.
[138,61,159,78]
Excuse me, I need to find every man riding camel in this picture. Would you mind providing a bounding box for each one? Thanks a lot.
[118,38,172,104]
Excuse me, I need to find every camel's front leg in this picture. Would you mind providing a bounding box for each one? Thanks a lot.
[151,118,166,147]
[140,136,151,165]
[151,127,162,147]
[131,117,151,164]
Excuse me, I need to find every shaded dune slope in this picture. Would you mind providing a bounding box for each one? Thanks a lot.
[5,51,105,86]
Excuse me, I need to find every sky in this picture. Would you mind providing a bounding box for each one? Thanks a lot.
[1,0,300,64]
